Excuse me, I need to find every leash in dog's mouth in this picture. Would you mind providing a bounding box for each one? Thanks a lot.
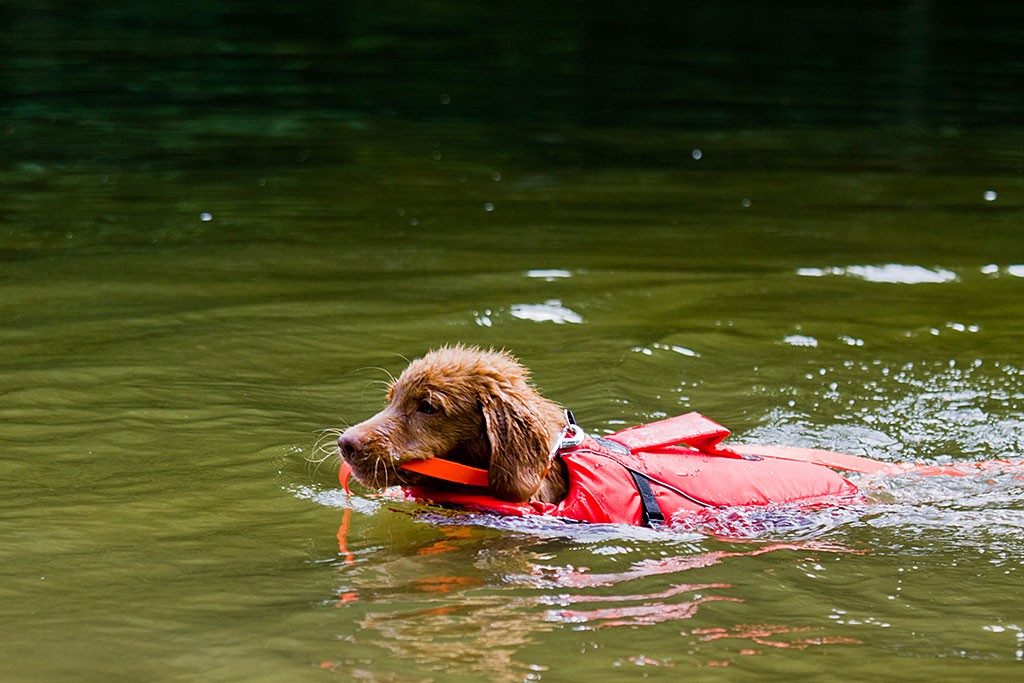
[338,411,583,492]
[395,457,490,487]
[398,412,583,488]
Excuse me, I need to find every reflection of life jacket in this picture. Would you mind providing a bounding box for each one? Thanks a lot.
[399,413,863,527]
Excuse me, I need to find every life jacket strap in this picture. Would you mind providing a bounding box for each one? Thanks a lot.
[627,470,666,528]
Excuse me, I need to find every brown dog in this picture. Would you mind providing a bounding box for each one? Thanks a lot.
[336,346,570,503]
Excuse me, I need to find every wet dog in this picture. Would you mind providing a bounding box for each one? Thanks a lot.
[336,346,569,503]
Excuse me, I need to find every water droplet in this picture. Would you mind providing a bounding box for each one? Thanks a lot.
[439,93,451,105]
[200,212,213,222]
[984,189,997,202]
[785,334,819,347]
[484,202,494,212]
[492,172,502,182]
[691,148,702,160]
[741,197,751,208]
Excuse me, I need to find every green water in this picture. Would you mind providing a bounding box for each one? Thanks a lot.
[4,2,1024,681]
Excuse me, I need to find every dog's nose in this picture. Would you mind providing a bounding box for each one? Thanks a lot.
[337,432,359,460]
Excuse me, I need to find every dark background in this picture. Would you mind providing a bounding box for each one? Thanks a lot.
[3,0,1022,132]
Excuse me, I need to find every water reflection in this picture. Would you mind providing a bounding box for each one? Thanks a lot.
[320,513,862,677]
[475,300,585,327]
[797,264,959,284]
[687,624,861,652]
[543,583,740,629]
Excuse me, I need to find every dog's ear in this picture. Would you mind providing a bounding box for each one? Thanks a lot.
[480,388,554,502]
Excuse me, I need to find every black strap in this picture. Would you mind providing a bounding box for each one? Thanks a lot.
[628,470,665,528]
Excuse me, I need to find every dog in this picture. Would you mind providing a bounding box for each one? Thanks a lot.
[336,346,570,503]
[335,346,1024,530]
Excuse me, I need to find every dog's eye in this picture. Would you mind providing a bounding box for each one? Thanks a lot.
[417,401,438,415]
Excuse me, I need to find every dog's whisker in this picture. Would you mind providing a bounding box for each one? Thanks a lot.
[308,436,335,464]
[356,365,398,384]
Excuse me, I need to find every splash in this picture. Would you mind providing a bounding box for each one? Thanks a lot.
[742,359,1024,552]
[746,359,1024,461]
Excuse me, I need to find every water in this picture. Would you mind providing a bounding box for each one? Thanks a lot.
[4,1,1024,681]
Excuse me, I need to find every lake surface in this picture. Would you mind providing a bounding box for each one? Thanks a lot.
[3,2,1024,681]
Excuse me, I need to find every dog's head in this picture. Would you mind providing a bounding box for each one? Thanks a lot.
[336,346,567,502]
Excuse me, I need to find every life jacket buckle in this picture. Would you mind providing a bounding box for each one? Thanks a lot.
[557,423,586,452]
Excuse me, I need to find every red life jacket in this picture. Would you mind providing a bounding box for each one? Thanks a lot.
[398,413,863,527]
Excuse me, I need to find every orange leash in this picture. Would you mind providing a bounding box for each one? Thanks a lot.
[399,458,489,487]
[338,460,354,493]
[337,456,490,489]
